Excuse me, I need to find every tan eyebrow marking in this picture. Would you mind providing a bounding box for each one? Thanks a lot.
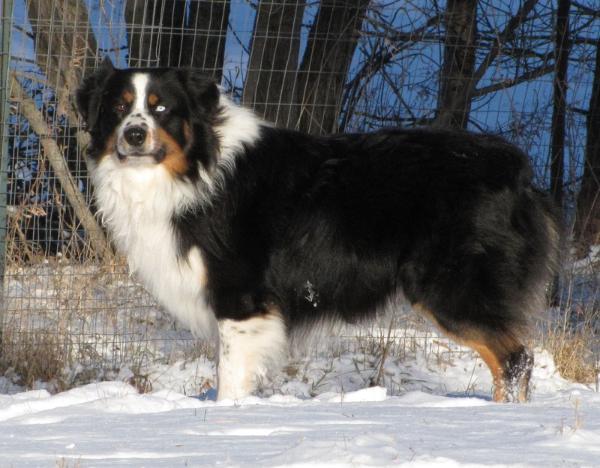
[148,93,159,106]
[122,90,134,104]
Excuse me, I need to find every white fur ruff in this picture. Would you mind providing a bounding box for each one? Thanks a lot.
[214,95,262,171]
[91,157,215,337]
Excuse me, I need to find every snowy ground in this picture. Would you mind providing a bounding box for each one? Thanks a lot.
[0,345,599,467]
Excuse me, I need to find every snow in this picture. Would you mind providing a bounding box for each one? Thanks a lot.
[1,347,599,467]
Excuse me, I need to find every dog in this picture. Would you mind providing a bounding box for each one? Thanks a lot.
[77,58,559,402]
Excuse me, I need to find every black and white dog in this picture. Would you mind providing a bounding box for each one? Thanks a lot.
[77,59,558,402]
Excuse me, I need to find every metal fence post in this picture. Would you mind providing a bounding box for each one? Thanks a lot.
[0,0,14,335]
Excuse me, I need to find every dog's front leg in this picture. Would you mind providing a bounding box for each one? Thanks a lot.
[216,310,287,401]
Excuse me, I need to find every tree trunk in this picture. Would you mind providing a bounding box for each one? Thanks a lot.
[549,0,571,210]
[27,0,98,122]
[186,0,231,80]
[575,39,600,254]
[126,0,230,80]
[295,0,370,135]
[156,0,188,67]
[243,0,305,127]
[125,0,162,67]
[435,0,478,129]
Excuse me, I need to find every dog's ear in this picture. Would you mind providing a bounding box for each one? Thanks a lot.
[176,69,220,116]
[76,57,115,130]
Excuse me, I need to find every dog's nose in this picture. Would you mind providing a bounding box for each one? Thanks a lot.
[124,126,147,147]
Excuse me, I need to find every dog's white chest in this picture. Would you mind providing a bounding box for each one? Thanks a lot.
[92,159,215,336]
[123,219,211,336]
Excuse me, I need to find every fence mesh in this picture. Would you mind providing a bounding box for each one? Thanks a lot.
[0,0,599,390]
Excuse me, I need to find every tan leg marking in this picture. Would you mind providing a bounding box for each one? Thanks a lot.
[413,303,514,402]
[463,339,507,402]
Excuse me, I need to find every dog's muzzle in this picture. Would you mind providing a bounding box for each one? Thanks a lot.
[117,122,161,162]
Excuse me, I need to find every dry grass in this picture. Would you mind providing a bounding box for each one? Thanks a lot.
[543,320,599,384]
[1,251,598,393]
[547,331,598,383]
[541,252,600,384]
[55,457,82,468]
[0,261,182,392]
[0,328,70,391]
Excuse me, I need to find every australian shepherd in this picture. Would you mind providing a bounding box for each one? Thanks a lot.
[77,59,559,402]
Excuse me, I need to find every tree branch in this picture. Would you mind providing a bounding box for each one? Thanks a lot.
[571,1,600,17]
[470,0,539,91]
[472,64,554,97]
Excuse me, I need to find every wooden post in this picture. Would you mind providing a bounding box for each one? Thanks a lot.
[0,0,15,340]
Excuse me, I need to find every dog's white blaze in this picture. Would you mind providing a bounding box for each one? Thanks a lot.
[217,313,287,401]
[132,73,148,111]
[91,157,214,337]
[117,73,158,156]
[125,73,154,130]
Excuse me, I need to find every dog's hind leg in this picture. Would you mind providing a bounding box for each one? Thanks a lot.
[216,307,288,401]
[460,335,534,403]
[504,345,534,402]
[414,304,534,402]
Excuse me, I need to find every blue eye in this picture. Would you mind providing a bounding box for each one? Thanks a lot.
[155,105,166,113]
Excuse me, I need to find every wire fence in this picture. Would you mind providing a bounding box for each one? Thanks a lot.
[0,0,599,390]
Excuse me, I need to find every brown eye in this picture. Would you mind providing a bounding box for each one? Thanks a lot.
[115,103,127,113]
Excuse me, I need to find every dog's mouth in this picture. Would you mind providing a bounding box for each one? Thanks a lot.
[116,146,167,164]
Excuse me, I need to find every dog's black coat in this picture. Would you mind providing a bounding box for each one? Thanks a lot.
[174,125,555,335]
[78,65,559,401]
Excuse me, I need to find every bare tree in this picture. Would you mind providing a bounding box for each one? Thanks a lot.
[24,0,114,261]
[436,0,543,129]
[126,0,230,80]
[550,0,571,209]
[469,0,540,94]
[339,8,444,130]
[243,0,305,126]
[187,0,231,79]
[295,0,370,134]
[435,0,478,129]
[27,0,98,122]
[575,39,600,253]
[124,0,161,66]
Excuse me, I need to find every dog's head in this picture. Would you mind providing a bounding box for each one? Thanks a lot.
[76,58,222,179]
